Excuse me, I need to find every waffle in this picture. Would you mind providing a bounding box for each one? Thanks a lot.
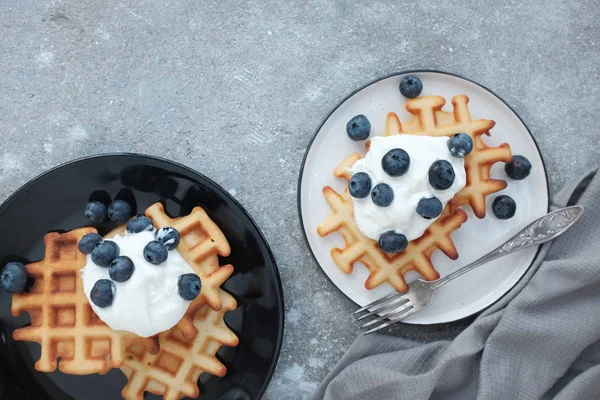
[11,228,159,375]
[318,94,508,292]
[384,95,512,218]
[120,289,239,400]
[144,203,234,339]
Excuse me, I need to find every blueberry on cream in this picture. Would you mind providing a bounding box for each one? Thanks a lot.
[155,227,181,251]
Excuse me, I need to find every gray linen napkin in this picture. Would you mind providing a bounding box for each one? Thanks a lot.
[311,169,600,400]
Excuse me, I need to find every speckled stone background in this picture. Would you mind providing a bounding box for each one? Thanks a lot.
[0,1,598,399]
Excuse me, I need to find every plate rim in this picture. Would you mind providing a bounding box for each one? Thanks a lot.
[0,152,285,400]
[296,69,550,325]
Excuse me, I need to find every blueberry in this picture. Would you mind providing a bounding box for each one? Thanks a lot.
[177,273,202,301]
[348,172,372,198]
[399,75,423,98]
[382,148,410,177]
[155,227,181,251]
[0,262,27,293]
[85,201,108,224]
[346,115,371,141]
[371,183,394,207]
[378,231,408,253]
[90,279,115,308]
[109,256,135,282]
[127,215,154,233]
[91,241,120,268]
[492,195,517,220]
[143,241,168,265]
[428,160,455,190]
[505,155,532,180]
[447,133,473,158]
[416,197,444,220]
[108,200,132,224]
[78,233,103,255]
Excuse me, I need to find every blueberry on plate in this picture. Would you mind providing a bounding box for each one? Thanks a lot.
[416,197,443,219]
[91,279,115,308]
[108,200,132,224]
[127,215,154,233]
[91,241,120,268]
[382,148,410,177]
[428,160,455,190]
[371,183,394,207]
[399,75,423,98]
[78,233,103,255]
[144,241,168,265]
[378,231,408,253]
[492,195,517,220]
[346,115,371,141]
[0,262,27,294]
[109,256,135,282]
[85,201,108,224]
[505,155,532,180]
[155,227,181,251]
[447,133,473,158]
[177,273,202,301]
[348,172,372,198]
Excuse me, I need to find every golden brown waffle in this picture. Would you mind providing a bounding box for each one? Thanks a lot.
[384,95,512,218]
[318,154,468,292]
[11,228,159,375]
[144,202,234,339]
[317,95,510,291]
[120,289,239,400]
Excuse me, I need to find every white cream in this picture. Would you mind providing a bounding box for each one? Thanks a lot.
[350,135,466,242]
[81,230,195,338]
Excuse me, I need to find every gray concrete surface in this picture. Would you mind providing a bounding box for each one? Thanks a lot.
[0,1,598,399]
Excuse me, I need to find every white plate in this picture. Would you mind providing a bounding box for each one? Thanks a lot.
[298,71,549,324]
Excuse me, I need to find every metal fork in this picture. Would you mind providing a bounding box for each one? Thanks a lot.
[353,205,584,334]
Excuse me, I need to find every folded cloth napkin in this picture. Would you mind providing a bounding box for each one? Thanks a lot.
[311,169,600,400]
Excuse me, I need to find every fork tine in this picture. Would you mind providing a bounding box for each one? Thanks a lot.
[356,296,409,321]
[352,292,403,316]
[360,301,413,329]
[363,307,417,335]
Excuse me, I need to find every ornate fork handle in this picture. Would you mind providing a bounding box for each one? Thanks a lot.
[431,205,584,290]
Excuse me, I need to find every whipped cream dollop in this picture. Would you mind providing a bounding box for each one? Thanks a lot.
[81,230,195,337]
[350,135,466,242]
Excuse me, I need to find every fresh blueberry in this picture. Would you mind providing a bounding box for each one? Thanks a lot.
[447,133,473,158]
[143,241,168,265]
[0,262,27,293]
[416,197,443,219]
[505,155,532,180]
[346,115,371,141]
[399,75,423,99]
[381,148,410,177]
[109,256,135,282]
[127,215,154,233]
[78,233,103,255]
[348,172,372,198]
[155,227,181,251]
[91,241,120,268]
[85,201,108,224]
[492,195,517,220]
[177,273,202,301]
[428,160,455,190]
[378,231,408,253]
[371,183,394,207]
[91,279,115,308]
[108,200,132,224]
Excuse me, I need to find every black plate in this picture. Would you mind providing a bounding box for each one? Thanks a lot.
[0,154,284,400]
